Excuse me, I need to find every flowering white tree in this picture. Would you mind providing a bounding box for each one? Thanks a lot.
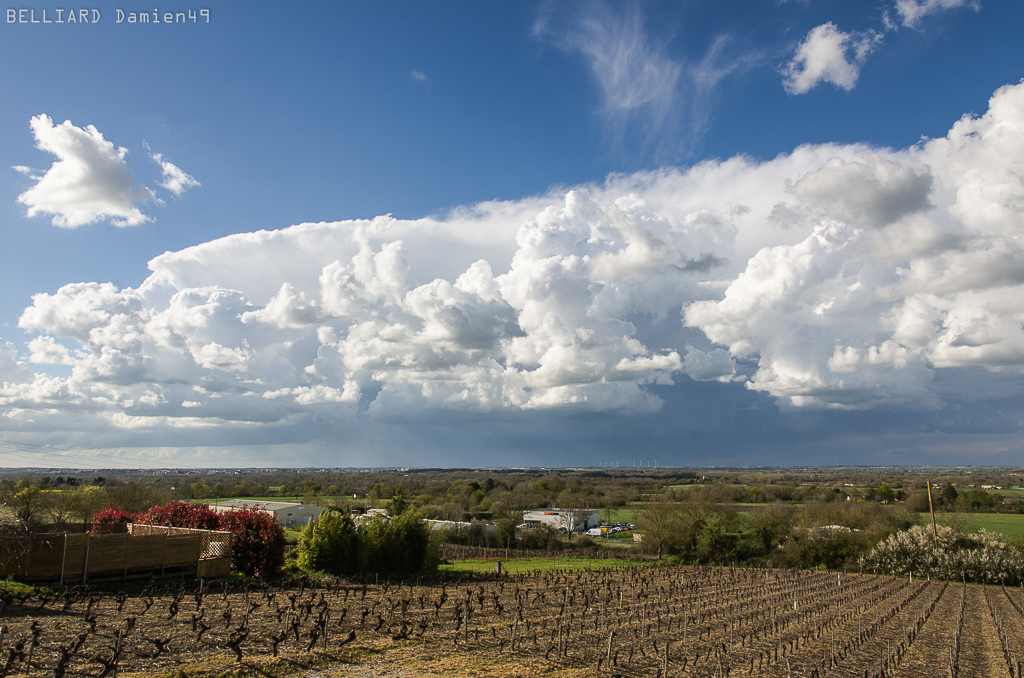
[862,525,1024,584]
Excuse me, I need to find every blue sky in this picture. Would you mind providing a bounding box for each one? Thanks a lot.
[1,0,1024,468]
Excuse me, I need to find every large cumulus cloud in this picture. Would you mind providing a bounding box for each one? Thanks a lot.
[6,80,1024,439]
[688,80,1024,408]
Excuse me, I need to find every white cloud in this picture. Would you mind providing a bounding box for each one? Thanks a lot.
[8,80,1024,436]
[686,79,1024,408]
[27,336,75,365]
[891,0,979,28]
[783,23,881,95]
[681,347,736,382]
[0,341,34,383]
[19,282,141,343]
[781,0,977,94]
[146,143,200,196]
[241,283,322,328]
[14,115,156,227]
[546,3,681,116]
[789,156,933,228]
[685,221,941,408]
[534,2,754,155]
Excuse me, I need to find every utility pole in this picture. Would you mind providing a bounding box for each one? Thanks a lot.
[926,481,937,540]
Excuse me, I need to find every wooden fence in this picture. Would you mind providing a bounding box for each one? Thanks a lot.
[0,524,231,584]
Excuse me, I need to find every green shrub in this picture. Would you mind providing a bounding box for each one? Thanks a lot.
[296,510,362,577]
[770,500,911,570]
[295,509,438,577]
[361,511,436,575]
[774,525,866,570]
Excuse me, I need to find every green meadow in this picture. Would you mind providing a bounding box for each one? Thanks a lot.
[919,511,1024,540]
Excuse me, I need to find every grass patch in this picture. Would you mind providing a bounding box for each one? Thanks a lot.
[0,579,56,597]
[606,530,636,541]
[602,508,638,523]
[919,512,1024,540]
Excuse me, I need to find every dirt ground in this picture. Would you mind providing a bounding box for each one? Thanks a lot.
[1,567,1021,677]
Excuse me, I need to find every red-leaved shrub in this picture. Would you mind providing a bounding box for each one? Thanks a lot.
[92,499,285,579]
[90,505,136,534]
[136,500,220,530]
[217,507,286,579]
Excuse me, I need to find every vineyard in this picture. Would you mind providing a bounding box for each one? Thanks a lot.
[1,564,1023,677]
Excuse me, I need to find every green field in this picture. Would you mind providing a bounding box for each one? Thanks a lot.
[606,530,636,542]
[602,508,638,523]
[919,512,1024,540]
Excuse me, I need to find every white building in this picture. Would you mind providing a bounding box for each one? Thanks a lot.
[209,500,326,527]
[523,508,600,533]
[352,508,390,525]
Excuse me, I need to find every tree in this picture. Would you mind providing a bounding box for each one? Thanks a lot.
[906,488,932,513]
[40,489,81,527]
[494,518,517,548]
[388,490,410,517]
[939,485,959,510]
[555,491,593,538]
[677,494,721,557]
[70,486,109,526]
[956,489,996,512]
[438,501,463,522]
[465,520,491,548]
[105,479,170,513]
[775,524,862,570]
[189,482,210,500]
[488,493,525,548]
[361,516,395,574]
[11,482,43,525]
[385,510,434,573]
[298,510,437,577]
[635,501,682,558]
[694,512,736,563]
[217,507,286,579]
[749,503,794,555]
[296,510,362,577]
[865,525,1024,584]
[771,500,906,570]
